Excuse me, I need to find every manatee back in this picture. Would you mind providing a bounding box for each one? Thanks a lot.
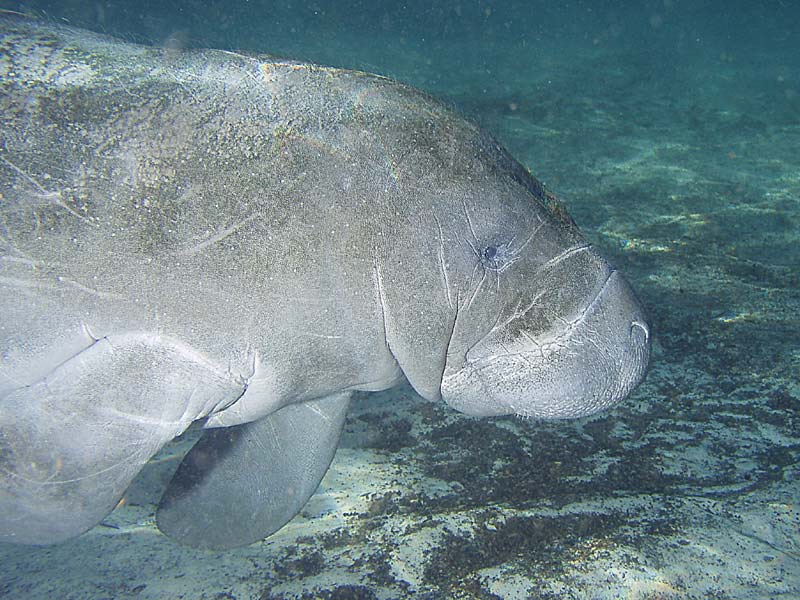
[1,15,432,399]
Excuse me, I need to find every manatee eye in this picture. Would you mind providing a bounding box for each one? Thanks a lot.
[480,242,517,272]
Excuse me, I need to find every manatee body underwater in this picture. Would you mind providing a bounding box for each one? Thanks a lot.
[0,15,650,550]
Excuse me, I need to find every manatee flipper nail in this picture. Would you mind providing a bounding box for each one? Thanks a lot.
[156,392,351,550]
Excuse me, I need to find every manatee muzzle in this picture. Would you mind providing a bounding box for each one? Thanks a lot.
[440,271,650,419]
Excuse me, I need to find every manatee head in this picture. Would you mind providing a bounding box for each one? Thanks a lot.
[433,151,650,420]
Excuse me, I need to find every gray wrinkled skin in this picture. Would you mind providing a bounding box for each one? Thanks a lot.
[0,16,650,549]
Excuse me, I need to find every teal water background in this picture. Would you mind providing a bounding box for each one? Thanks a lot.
[1,1,798,598]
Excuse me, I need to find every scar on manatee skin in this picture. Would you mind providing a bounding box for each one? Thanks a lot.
[431,211,454,310]
[1,156,89,221]
[180,213,259,256]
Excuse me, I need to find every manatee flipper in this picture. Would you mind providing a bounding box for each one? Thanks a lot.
[156,392,351,550]
[0,334,245,545]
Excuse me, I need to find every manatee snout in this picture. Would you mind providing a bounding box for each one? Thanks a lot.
[441,269,650,419]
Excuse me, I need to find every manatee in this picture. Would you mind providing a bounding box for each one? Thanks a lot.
[0,15,650,550]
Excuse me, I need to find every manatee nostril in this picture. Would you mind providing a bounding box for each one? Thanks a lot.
[630,320,650,343]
